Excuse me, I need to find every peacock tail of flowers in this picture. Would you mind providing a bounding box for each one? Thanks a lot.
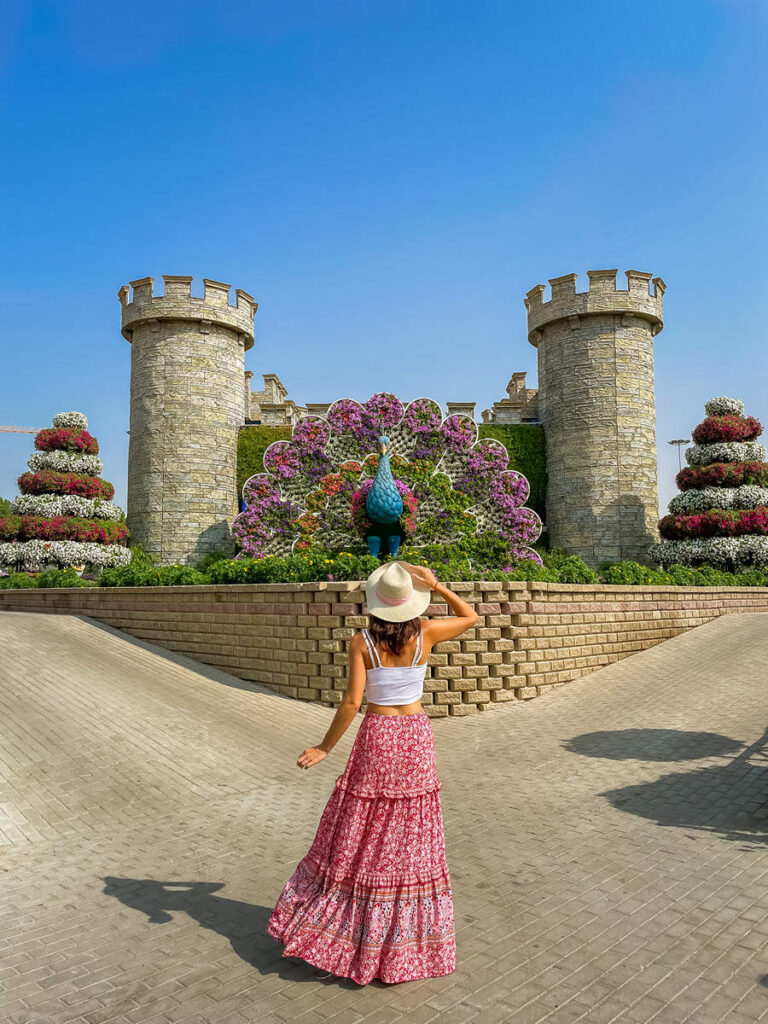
[233,393,542,563]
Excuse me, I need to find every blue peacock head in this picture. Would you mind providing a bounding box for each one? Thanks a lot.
[378,435,390,456]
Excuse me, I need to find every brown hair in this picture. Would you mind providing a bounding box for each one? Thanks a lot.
[368,614,422,657]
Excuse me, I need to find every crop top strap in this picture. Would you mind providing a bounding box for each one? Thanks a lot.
[411,627,424,666]
[361,628,381,668]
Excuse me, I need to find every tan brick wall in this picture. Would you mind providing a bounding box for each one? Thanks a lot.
[3,581,768,718]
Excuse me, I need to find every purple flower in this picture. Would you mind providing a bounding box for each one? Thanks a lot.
[403,398,442,434]
[364,392,404,430]
[440,415,476,453]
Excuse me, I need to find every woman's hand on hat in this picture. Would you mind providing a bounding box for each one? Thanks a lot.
[297,746,328,769]
[401,562,438,591]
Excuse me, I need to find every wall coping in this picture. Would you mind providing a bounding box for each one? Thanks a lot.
[6,580,768,597]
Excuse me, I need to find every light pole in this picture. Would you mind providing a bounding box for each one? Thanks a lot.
[668,438,690,473]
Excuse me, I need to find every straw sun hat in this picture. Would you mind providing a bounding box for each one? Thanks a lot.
[365,562,432,623]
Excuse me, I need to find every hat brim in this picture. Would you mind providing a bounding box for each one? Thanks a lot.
[364,562,432,622]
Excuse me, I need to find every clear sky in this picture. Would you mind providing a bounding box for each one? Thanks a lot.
[2,0,767,518]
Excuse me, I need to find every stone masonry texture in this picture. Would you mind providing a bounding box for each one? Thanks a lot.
[3,580,768,718]
[118,275,257,567]
[525,270,666,566]
[5,609,768,1022]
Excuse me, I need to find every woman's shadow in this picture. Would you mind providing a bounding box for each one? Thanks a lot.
[100,878,370,987]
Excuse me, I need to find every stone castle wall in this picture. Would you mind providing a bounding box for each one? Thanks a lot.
[526,270,665,565]
[119,276,257,565]
[116,268,666,568]
[3,581,767,717]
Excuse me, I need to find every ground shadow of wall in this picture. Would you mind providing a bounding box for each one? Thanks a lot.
[564,725,768,846]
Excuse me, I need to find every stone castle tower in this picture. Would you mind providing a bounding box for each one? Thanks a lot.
[118,276,257,565]
[525,269,665,566]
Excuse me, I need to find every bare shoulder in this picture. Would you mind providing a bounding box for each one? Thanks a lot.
[349,631,366,652]
[420,617,437,639]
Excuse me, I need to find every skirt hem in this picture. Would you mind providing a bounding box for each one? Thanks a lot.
[267,926,457,985]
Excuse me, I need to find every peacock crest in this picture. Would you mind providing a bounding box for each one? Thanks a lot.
[233,392,542,563]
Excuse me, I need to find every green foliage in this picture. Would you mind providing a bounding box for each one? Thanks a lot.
[99,563,210,587]
[195,549,231,572]
[0,568,95,589]
[206,550,380,584]
[237,425,293,495]
[477,423,546,518]
[0,496,11,516]
[128,543,158,567]
[556,556,601,584]
[0,572,41,589]
[36,568,96,588]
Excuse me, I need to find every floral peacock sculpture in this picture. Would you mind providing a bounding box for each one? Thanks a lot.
[232,392,543,565]
[649,395,768,571]
[365,435,404,557]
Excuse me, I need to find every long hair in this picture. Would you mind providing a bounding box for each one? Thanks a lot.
[368,613,422,657]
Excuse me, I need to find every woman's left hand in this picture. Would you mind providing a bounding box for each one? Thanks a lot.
[297,746,328,769]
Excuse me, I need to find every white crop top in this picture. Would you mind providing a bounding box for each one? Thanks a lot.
[361,628,428,706]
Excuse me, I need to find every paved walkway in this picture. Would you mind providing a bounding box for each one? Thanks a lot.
[3,610,768,1024]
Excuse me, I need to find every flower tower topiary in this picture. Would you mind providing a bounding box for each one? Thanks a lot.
[0,411,131,573]
[233,393,543,564]
[649,396,768,570]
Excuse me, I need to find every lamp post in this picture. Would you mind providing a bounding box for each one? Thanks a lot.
[668,438,690,473]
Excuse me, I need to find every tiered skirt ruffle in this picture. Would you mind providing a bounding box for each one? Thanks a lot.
[267,710,456,984]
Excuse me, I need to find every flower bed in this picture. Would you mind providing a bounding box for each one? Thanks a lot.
[651,396,768,570]
[1,411,129,573]
[34,427,100,454]
[11,494,124,520]
[677,461,768,491]
[0,514,128,544]
[659,506,768,540]
[17,470,115,499]
[691,415,762,444]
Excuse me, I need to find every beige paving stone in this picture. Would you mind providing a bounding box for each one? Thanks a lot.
[4,610,768,1023]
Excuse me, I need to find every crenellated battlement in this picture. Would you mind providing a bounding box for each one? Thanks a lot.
[118,275,257,347]
[525,269,664,344]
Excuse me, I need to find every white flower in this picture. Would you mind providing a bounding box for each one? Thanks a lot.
[27,450,104,475]
[667,485,768,515]
[685,441,766,467]
[10,494,124,521]
[0,540,131,572]
[649,535,768,570]
[704,396,745,418]
[52,411,88,429]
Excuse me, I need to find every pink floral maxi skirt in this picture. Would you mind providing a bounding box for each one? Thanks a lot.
[266,709,456,984]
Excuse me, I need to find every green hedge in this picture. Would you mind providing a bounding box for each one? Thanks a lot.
[237,425,292,495]
[477,423,546,518]
[7,546,768,589]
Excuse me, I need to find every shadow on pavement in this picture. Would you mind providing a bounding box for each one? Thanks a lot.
[101,876,376,988]
[565,725,768,846]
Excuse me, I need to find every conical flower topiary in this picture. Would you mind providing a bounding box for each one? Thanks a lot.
[233,392,542,563]
[0,411,131,573]
[649,396,768,571]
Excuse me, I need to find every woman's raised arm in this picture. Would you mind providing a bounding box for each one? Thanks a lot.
[401,563,479,644]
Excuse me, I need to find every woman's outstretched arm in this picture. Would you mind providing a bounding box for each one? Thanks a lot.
[296,632,367,769]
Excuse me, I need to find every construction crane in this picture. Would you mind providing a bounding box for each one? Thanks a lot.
[0,426,40,434]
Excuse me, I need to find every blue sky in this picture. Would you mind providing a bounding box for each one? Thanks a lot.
[1,0,767,516]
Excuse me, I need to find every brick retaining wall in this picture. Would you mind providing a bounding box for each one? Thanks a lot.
[2,582,768,717]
